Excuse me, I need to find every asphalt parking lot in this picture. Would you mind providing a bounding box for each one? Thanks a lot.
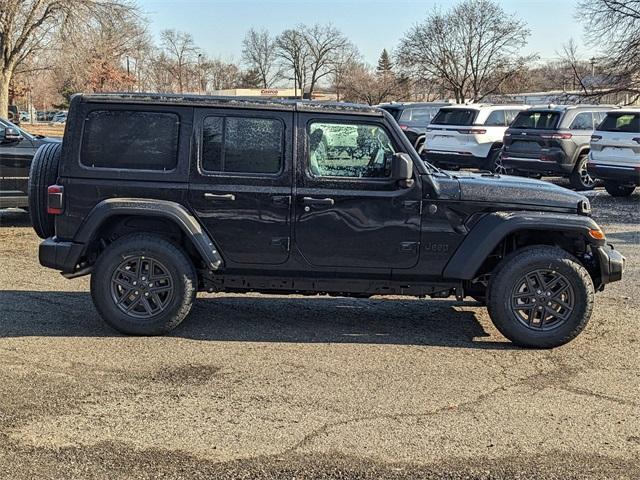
[0,189,638,479]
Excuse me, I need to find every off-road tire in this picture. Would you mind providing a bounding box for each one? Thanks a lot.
[569,154,595,191]
[28,143,62,238]
[487,246,594,348]
[604,181,636,197]
[91,233,197,335]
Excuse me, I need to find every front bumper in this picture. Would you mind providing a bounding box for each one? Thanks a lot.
[595,243,625,288]
[39,237,85,273]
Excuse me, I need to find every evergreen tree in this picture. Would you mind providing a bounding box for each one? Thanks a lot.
[376,49,393,75]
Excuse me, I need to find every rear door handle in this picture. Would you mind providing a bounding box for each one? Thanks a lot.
[204,193,236,201]
[302,197,334,206]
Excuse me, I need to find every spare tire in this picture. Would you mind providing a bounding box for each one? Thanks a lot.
[28,143,62,239]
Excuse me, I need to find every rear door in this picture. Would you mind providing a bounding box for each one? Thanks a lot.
[188,108,294,266]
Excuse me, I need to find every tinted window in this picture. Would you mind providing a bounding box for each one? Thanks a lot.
[505,110,520,125]
[598,112,640,133]
[308,122,395,178]
[483,110,506,126]
[399,107,439,124]
[202,116,284,174]
[432,108,477,126]
[569,112,594,130]
[511,111,560,129]
[81,110,179,170]
[379,106,402,121]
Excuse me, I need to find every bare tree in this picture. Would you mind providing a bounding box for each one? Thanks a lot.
[574,0,640,103]
[0,0,137,117]
[276,27,309,97]
[160,29,200,93]
[241,28,279,88]
[340,61,410,105]
[397,0,534,103]
[304,24,352,98]
[201,57,241,91]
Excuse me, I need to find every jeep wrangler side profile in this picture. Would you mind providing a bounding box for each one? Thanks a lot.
[29,93,625,348]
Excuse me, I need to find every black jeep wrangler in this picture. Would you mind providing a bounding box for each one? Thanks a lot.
[29,93,624,348]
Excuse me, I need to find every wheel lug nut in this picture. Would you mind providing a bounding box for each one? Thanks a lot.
[133,281,137,286]
[145,292,149,297]
[134,290,139,295]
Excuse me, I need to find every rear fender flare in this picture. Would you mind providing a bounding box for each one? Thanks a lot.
[76,198,223,270]
[442,211,601,280]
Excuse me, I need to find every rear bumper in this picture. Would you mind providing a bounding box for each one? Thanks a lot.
[587,162,640,185]
[39,237,85,273]
[502,155,573,174]
[596,243,625,287]
[422,151,487,169]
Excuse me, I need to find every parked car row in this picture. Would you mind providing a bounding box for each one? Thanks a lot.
[392,102,639,196]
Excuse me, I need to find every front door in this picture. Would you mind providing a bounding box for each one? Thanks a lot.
[293,115,422,270]
[189,109,293,266]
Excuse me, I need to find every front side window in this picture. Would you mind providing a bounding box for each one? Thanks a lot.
[202,116,283,174]
[81,110,179,170]
[308,122,395,178]
[569,112,594,130]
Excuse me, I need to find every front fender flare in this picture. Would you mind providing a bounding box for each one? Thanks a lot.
[442,211,601,280]
[75,198,223,270]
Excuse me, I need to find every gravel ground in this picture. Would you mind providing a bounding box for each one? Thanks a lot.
[0,188,638,479]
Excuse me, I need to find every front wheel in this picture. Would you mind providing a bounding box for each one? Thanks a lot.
[90,233,197,335]
[487,246,594,348]
[604,181,636,197]
[569,154,596,191]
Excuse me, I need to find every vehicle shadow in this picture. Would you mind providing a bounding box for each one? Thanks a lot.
[0,290,516,350]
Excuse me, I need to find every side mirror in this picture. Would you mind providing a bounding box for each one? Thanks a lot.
[3,127,23,143]
[391,152,414,186]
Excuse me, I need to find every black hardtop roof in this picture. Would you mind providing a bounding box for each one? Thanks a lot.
[77,92,383,116]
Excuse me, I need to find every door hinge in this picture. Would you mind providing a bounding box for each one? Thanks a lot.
[271,237,290,252]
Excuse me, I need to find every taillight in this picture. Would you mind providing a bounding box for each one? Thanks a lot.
[47,185,64,215]
[399,124,409,130]
[591,135,602,141]
[541,133,572,140]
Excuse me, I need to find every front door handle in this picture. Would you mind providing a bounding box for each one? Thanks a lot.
[204,193,236,201]
[301,197,334,206]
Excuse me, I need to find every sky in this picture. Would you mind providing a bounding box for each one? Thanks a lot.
[137,0,594,65]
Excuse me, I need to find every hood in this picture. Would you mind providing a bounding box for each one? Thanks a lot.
[451,171,587,211]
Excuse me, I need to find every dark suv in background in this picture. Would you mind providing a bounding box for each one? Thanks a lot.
[0,117,60,209]
[378,102,450,149]
[501,105,615,190]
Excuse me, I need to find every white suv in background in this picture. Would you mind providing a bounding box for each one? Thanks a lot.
[588,109,640,197]
[417,104,528,172]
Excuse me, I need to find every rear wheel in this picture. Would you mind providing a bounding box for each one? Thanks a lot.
[485,148,510,175]
[28,143,62,238]
[604,181,636,197]
[90,233,197,335]
[569,154,595,191]
[487,246,594,348]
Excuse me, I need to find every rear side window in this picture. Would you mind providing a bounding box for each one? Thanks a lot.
[569,112,594,130]
[399,107,438,124]
[483,110,506,126]
[201,116,284,174]
[598,112,640,133]
[432,109,477,126]
[81,110,179,170]
[511,111,560,129]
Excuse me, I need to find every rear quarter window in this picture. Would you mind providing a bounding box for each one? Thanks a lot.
[81,110,179,170]
[431,109,477,126]
[569,112,595,130]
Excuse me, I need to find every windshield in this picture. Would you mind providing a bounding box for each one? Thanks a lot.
[431,108,477,126]
[511,111,560,129]
[598,112,640,133]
